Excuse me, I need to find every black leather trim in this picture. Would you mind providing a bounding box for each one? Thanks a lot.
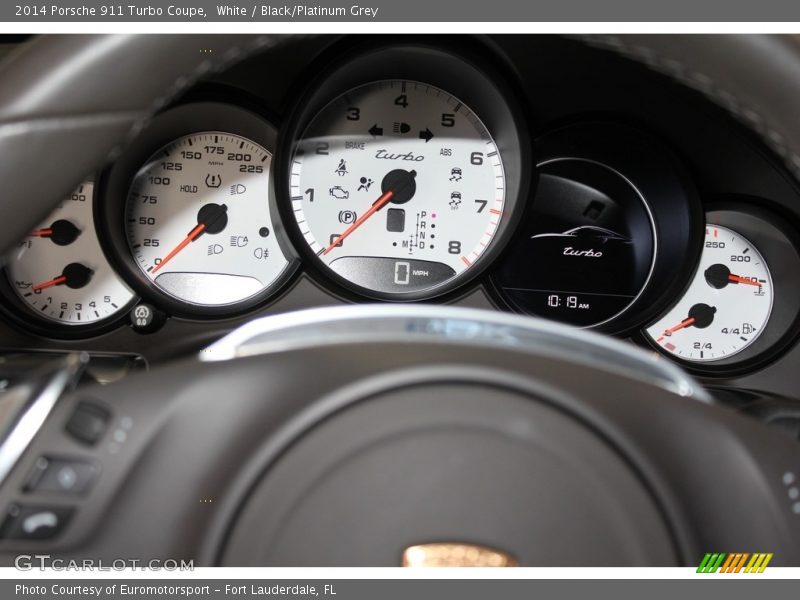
[578,35,800,183]
[1,34,798,254]
[0,34,299,253]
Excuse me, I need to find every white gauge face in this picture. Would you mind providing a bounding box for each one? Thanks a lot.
[290,80,506,297]
[6,181,135,325]
[126,132,290,307]
[646,224,773,362]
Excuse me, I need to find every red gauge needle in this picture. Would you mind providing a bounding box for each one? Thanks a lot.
[728,274,762,287]
[656,317,695,342]
[29,220,81,245]
[31,263,93,292]
[151,203,229,274]
[324,190,394,255]
[32,275,67,292]
[705,263,763,290]
[152,223,206,274]
[656,303,717,343]
[323,169,417,256]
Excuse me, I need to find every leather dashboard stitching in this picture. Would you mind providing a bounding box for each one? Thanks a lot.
[0,35,314,165]
[117,35,314,157]
[575,34,800,182]
[0,111,141,135]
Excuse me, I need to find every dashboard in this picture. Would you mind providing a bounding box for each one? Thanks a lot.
[1,35,800,410]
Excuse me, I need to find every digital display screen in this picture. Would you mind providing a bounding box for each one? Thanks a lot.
[494,159,654,327]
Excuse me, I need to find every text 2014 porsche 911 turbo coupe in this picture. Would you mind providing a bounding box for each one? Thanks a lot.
[0,34,798,566]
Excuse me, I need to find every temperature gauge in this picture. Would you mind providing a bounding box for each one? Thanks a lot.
[4,181,135,330]
[645,224,773,362]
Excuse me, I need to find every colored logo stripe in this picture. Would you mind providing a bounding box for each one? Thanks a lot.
[720,553,749,573]
[697,553,725,572]
[745,553,773,573]
[697,553,773,573]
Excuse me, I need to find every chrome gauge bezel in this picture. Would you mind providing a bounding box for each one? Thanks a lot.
[0,179,139,340]
[275,42,531,302]
[96,102,300,319]
[640,202,800,376]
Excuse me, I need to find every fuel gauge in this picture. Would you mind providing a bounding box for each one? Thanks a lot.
[4,181,136,331]
[645,224,773,362]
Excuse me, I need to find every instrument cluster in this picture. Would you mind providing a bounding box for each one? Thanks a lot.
[1,39,800,378]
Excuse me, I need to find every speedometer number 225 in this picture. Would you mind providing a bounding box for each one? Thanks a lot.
[126,132,290,309]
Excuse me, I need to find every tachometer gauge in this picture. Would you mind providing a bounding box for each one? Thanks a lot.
[646,225,773,362]
[3,181,135,331]
[284,71,524,300]
[98,103,297,318]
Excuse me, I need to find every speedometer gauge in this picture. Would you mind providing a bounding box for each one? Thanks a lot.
[646,225,773,362]
[126,132,289,308]
[287,79,511,299]
[98,103,297,318]
[4,181,135,331]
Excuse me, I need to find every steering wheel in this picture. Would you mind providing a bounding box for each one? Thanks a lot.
[0,35,798,567]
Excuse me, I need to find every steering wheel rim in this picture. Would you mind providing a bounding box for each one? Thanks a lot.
[0,34,303,253]
[199,305,700,565]
[0,34,799,566]
[0,305,797,565]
